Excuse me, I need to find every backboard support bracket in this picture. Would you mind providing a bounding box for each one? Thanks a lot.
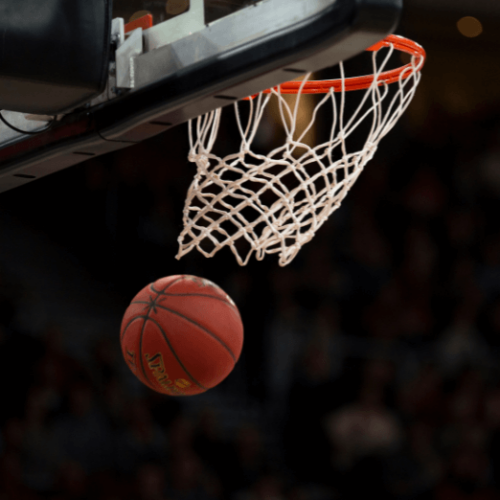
[116,27,144,89]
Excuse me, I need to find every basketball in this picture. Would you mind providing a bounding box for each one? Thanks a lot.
[120,275,244,396]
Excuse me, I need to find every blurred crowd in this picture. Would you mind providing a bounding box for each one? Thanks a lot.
[0,84,500,500]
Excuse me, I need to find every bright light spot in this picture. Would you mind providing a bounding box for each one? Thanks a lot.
[457,16,483,38]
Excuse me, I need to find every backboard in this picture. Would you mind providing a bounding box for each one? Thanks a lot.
[0,0,402,193]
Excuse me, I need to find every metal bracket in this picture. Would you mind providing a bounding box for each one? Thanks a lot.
[116,27,144,89]
[111,17,125,49]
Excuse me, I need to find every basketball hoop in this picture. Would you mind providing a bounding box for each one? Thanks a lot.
[177,35,426,266]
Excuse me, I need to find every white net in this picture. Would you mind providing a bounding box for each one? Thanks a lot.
[177,39,423,266]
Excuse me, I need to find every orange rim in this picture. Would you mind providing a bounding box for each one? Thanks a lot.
[261,35,426,95]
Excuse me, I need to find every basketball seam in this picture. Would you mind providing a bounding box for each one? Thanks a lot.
[138,318,157,392]
[131,300,151,306]
[151,303,237,362]
[140,315,207,390]
[151,275,185,294]
[120,315,144,342]
[150,286,239,310]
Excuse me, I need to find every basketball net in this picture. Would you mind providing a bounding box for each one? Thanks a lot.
[177,35,426,266]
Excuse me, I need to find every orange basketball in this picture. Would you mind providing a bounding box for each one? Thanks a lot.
[120,275,244,396]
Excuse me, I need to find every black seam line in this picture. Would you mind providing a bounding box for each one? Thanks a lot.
[120,315,144,342]
[151,276,185,295]
[151,285,240,315]
[151,285,241,318]
[139,318,154,389]
[151,288,230,303]
[142,315,207,390]
[150,304,236,362]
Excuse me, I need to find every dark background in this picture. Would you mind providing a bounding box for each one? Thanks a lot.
[0,1,499,499]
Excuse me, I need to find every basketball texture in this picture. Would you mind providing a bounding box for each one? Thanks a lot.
[120,275,244,396]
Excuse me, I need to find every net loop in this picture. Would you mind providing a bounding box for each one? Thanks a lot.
[177,35,426,266]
